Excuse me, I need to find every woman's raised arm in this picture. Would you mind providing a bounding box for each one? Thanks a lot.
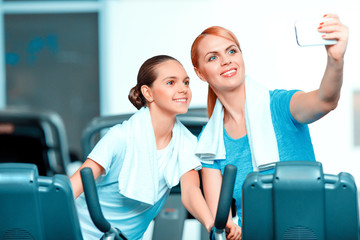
[290,13,349,124]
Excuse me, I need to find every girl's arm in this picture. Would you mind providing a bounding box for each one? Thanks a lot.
[200,168,242,240]
[70,158,105,199]
[201,168,223,218]
[180,169,214,232]
[290,13,349,124]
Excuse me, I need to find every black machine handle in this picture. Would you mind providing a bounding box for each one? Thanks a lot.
[80,167,127,240]
[80,167,111,233]
[211,164,237,239]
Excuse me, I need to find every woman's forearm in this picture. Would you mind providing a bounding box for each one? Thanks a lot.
[181,185,214,232]
[317,13,348,110]
[318,56,344,108]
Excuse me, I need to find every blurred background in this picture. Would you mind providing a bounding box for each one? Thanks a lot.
[0,0,359,237]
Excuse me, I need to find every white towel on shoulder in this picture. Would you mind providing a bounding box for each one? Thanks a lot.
[118,107,201,205]
[195,75,279,171]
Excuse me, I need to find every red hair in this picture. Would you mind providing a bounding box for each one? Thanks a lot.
[191,26,241,118]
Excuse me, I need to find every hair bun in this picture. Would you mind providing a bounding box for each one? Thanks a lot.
[128,86,145,110]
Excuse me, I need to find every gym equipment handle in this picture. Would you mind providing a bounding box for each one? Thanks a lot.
[214,164,237,230]
[80,167,111,233]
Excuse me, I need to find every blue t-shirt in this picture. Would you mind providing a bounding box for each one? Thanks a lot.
[201,89,316,225]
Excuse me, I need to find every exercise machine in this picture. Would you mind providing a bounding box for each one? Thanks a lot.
[0,163,82,239]
[0,156,237,240]
[79,164,237,240]
[210,164,237,240]
[242,161,359,240]
[0,162,127,240]
[0,107,71,176]
[80,167,128,240]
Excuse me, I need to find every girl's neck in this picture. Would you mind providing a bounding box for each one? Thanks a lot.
[149,107,175,150]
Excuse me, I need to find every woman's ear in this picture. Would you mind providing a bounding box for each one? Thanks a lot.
[194,67,206,82]
[141,85,153,103]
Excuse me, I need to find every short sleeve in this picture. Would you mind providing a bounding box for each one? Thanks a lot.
[201,160,221,170]
[270,89,300,126]
[87,124,127,174]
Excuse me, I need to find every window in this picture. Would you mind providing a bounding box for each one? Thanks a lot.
[5,12,100,159]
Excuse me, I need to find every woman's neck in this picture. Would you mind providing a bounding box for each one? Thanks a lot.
[215,84,247,139]
[215,84,246,121]
[149,108,175,150]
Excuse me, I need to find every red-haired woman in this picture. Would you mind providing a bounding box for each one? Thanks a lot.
[191,14,348,238]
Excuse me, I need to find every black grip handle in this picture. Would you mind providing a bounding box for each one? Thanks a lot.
[80,167,111,233]
[214,164,237,230]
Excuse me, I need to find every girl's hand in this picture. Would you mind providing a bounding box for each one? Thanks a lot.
[319,13,349,61]
[226,220,242,240]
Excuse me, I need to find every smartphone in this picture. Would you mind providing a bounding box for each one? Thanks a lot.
[294,18,337,47]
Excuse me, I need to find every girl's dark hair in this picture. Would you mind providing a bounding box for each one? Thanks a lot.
[128,55,179,110]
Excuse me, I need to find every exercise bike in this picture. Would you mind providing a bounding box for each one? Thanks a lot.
[80,164,237,240]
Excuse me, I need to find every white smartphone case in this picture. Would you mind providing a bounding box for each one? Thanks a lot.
[295,18,337,47]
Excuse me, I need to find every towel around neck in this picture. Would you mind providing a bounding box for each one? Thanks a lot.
[118,107,201,205]
[195,75,280,171]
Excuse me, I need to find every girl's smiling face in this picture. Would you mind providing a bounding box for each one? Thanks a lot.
[144,60,192,116]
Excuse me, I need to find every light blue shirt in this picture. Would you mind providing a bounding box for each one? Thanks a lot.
[76,124,172,240]
[201,89,316,225]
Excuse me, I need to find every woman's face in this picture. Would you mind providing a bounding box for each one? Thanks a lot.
[195,34,245,93]
[147,60,192,116]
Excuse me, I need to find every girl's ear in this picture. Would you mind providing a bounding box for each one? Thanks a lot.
[140,85,153,103]
[194,67,207,82]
